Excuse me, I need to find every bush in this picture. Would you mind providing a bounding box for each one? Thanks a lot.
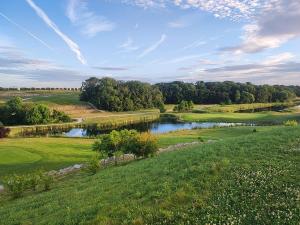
[133,132,158,158]
[3,170,55,198]
[173,100,194,112]
[86,155,100,174]
[41,173,54,191]
[26,170,43,191]
[93,129,159,160]
[0,97,72,126]
[284,120,298,126]
[52,110,72,123]
[3,174,27,198]
[0,125,10,138]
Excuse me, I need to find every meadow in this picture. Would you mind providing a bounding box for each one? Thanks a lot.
[0,126,299,224]
[177,111,300,124]
[0,90,299,224]
[0,126,272,178]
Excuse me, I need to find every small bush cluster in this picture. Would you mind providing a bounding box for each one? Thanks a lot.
[93,129,158,164]
[2,170,54,198]
[0,97,71,126]
[284,120,298,126]
[173,100,194,112]
[86,154,101,174]
[0,123,10,138]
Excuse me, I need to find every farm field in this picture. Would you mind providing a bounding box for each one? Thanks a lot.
[0,125,299,224]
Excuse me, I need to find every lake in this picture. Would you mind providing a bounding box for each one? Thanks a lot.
[63,121,247,137]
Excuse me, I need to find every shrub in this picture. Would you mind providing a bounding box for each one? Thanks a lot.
[86,155,100,174]
[284,120,298,126]
[41,173,54,191]
[173,100,194,112]
[26,170,43,191]
[93,129,138,157]
[3,174,27,198]
[0,125,10,138]
[52,110,72,123]
[198,136,204,142]
[131,132,159,158]
[93,129,159,160]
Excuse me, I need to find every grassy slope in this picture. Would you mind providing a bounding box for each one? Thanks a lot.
[178,111,300,124]
[165,102,291,113]
[0,126,262,177]
[0,126,299,224]
[0,138,95,178]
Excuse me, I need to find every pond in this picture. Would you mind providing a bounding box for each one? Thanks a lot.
[63,121,247,137]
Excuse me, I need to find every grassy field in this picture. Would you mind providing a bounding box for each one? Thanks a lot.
[177,111,300,124]
[165,102,292,113]
[0,138,95,178]
[0,126,274,178]
[0,126,299,224]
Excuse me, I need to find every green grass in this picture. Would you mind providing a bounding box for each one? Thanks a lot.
[177,111,300,124]
[165,102,292,113]
[1,126,269,177]
[0,126,299,224]
[28,92,83,106]
[0,138,95,179]
[157,126,273,147]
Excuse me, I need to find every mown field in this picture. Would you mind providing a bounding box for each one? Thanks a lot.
[0,138,95,179]
[177,111,300,124]
[0,126,270,178]
[0,126,299,224]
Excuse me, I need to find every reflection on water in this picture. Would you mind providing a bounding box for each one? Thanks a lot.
[64,121,247,137]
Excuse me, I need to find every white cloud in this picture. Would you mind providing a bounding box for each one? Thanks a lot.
[163,54,204,64]
[221,0,300,54]
[126,0,275,20]
[139,34,167,58]
[182,40,206,50]
[66,0,115,37]
[168,21,187,28]
[262,52,294,65]
[26,0,87,65]
[0,46,87,87]
[0,12,53,51]
[119,37,139,52]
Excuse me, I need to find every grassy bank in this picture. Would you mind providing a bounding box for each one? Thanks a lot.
[165,102,292,113]
[177,111,300,124]
[0,126,274,177]
[0,138,95,178]
[8,111,160,137]
[0,126,299,224]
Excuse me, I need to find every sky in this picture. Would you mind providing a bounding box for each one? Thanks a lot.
[0,0,300,87]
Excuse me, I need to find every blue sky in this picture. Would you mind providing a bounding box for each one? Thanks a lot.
[0,0,299,87]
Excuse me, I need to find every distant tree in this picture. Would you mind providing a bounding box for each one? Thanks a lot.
[80,77,165,112]
[0,98,71,126]
[240,91,255,103]
[174,100,194,112]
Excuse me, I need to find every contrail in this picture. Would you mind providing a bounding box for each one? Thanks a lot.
[25,0,87,65]
[139,34,167,58]
[0,12,53,51]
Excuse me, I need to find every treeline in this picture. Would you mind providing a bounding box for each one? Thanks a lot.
[80,77,165,112]
[0,97,71,126]
[0,87,80,91]
[156,81,298,104]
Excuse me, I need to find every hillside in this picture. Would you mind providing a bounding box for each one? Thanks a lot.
[1,126,299,225]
